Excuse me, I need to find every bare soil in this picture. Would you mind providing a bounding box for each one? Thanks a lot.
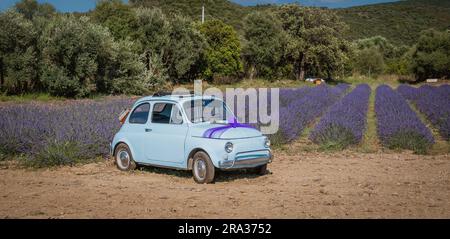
[0,151,449,219]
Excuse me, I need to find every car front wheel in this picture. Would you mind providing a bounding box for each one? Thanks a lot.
[114,143,136,171]
[192,151,215,184]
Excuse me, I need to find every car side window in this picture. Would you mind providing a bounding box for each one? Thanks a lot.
[170,105,183,124]
[129,103,150,124]
[152,103,183,124]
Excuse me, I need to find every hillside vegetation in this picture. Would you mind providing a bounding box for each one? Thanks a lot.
[1,0,449,98]
[337,0,450,45]
[130,0,450,46]
[130,0,249,33]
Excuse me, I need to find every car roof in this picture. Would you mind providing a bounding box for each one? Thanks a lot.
[134,94,221,106]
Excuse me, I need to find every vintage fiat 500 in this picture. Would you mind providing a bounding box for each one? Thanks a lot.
[110,93,272,184]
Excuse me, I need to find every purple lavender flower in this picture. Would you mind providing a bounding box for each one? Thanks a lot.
[274,84,350,144]
[0,98,135,160]
[397,84,418,101]
[310,84,371,149]
[376,85,434,153]
[399,84,450,140]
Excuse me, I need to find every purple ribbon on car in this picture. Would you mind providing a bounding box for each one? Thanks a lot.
[202,118,254,139]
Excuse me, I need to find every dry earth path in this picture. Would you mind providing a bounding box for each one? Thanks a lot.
[0,151,449,218]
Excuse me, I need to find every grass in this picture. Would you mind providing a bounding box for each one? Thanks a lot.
[171,78,309,92]
[0,92,63,102]
[355,85,381,153]
[0,92,138,103]
[340,74,401,88]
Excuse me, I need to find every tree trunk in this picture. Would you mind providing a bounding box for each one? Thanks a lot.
[147,51,151,71]
[249,65,256,80]
[296,55,306,81]
[0,58,3,90]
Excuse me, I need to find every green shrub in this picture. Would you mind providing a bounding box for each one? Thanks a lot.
[315,125,357,151]
[411,29,450,81]
[40,64,89,98]
[0,146,7,161]
[21,141,95,168]
[387,130,432,154]
[353,47,385,76]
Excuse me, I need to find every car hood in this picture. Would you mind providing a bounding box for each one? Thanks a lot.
[190,123,262,139]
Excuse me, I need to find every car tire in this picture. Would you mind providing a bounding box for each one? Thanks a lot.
[192,151,215,184]
[253,164,267,175]
[114,143,136,171]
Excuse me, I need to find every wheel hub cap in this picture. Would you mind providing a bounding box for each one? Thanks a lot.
[195,160,206,180]
[118,150,130,169]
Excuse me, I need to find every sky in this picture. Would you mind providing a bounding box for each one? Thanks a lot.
[0,0,399,12]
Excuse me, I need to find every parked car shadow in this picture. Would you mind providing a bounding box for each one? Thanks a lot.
[136,165,192,178]
[136,164,270,183]
[214,169,271,183]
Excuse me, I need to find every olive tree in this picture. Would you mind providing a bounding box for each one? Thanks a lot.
[353,46,386,77]
[411,29,450,81]
[197,19,243,81]
[39,15,147,97]
[91,0,138,40]
[276,5,349,80]
[134,8,170,86]
[0,10,38,93]
[15,0,55,20]
[134,8,206,84]
[243,11,285,80]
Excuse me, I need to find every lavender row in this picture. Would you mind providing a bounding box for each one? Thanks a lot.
[398,84,450,140]
[279,87,312,107]
[396,84,418,101]
[309,84,371,149]
[273,84,350,144]
[375,85,434,153]
[0,98,134,159]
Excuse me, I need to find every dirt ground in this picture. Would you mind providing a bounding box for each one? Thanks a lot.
[0,151,449,219]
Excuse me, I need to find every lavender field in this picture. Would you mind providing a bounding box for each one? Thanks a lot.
[0,84,448,167]
[0,98,134,166]
[310,84,371,149]
[376,85,434,154]
[398,85,450,140]
[274,84,350,143]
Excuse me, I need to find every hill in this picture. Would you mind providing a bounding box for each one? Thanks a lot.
[336,0,450,45]
[129,0,450,45]
[129,0,249,32]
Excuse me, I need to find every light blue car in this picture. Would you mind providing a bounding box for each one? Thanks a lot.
[110,93,272,183]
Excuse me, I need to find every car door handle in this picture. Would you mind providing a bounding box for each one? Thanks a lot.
[145,128,152,132]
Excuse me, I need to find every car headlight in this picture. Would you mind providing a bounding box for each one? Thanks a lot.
[225,142,233,153]
[264,138,271,148]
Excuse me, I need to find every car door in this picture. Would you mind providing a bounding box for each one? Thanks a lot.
[125,102,151,163]
[145,102,188,166]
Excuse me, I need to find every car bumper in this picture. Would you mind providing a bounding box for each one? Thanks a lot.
[218,150,273,169]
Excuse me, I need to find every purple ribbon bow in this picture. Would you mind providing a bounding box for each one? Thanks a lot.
[202,118,254,139]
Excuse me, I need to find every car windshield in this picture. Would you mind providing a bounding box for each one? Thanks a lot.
[183,99,234,124]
